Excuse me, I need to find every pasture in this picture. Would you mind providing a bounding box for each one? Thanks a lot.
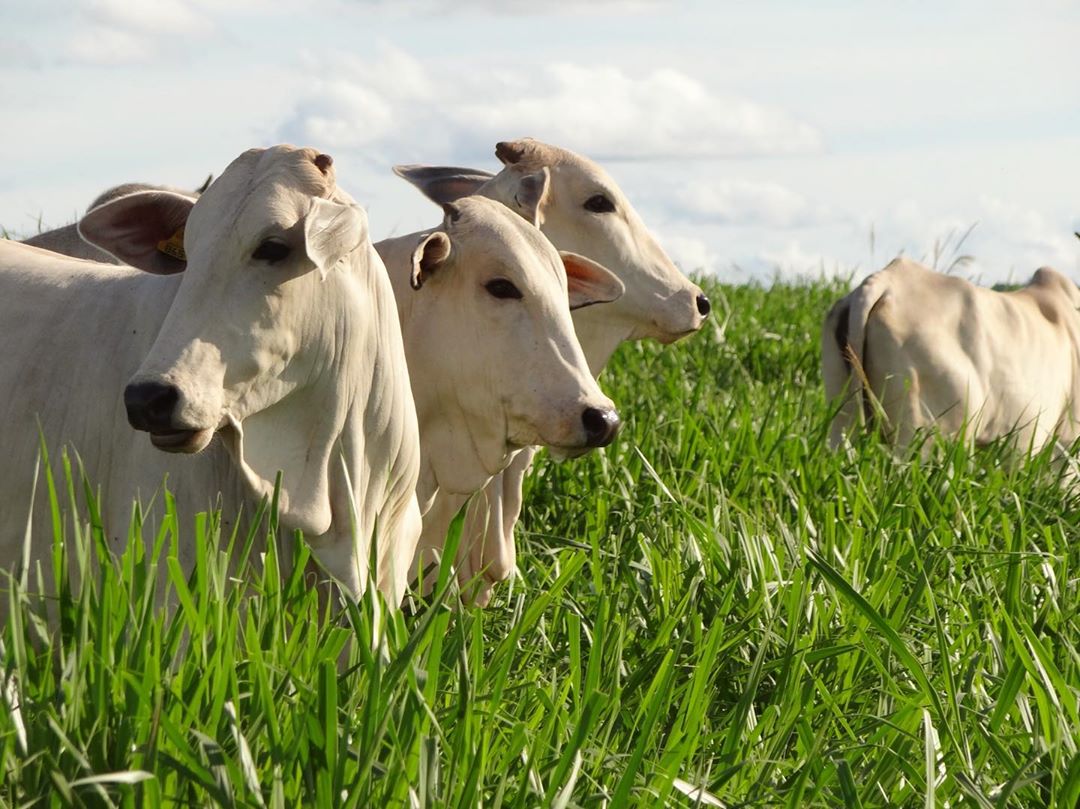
[2,275,1078,807]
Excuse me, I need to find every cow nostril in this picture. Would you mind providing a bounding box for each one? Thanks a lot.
[582,407,621,448]
[124,381,180,432]
[696,293,711,317]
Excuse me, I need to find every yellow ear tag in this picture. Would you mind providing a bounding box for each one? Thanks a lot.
[157,226,186,261]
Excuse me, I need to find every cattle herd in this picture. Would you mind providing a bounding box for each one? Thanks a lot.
[1,137,1076,615]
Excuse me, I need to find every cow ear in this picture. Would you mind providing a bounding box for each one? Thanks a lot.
[305,197,366,280]
[393,164,494,206]
[496,140,533,165]
[510,167,550,227]
[561,251,625,310]
[78,190,195,275]
[410,231,452,290]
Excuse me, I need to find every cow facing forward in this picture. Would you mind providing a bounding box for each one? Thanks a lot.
[823,257,1080,455]
[0,145,422,606]
[374,190,624,592]
[395,138,710,604]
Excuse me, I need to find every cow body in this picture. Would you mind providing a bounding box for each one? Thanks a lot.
[395,139,709,604]
[0,246,248,590]
[0,146,422,607]
[22,224,116,263]
[823,257,1080,453]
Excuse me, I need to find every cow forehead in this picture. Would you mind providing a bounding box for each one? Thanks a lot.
[555,151,616,189]
[452,198,563,285]
[187,145,333,242]
[515,142,622,200]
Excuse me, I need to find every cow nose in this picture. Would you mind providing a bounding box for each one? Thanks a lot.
[696,293,711,317]
[582,407,621,448]
[124,381,179,432]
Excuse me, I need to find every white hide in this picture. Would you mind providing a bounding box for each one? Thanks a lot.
[373,195,623,595]
[0,146,421,607]
[395,138,709,604]
[823,257,1080,454]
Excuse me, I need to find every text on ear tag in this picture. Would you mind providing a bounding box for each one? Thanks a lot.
[157,227,186,261]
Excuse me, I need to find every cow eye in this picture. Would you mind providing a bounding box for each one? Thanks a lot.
[583,194,615,214]
[485,278,523,300]
[252,239,291,264]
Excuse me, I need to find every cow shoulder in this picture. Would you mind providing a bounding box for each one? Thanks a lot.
[1023,267,1080,326]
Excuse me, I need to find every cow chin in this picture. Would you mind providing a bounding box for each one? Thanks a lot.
[547,445,591,462]
[149,427,215,454]
[511,426,595,462]
[649,321,703,344]
[656,328,697,345]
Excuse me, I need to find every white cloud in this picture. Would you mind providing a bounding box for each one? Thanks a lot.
[67,26,156,65]
[342,0,665,14]
[659,179,836,228]
[81,0,205,34]
[651,188,1080,287]
[849,197,1078,284]
[656,233,719,276]
[278,47,824,163]
[59,0,215,65]
[655,230,851,284]
[754,241,849,282]
[0,38,42,69]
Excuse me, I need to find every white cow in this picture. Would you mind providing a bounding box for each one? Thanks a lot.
[20,177,211,263]
[823,257,1080,455]
[0,146,422,606]
[373,189,624,592]
[395,138,710,604]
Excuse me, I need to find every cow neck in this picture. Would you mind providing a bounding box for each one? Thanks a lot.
[571,308,636,378]
[376,234,508,507]
[413,392,504,507]
[308,253,422,600]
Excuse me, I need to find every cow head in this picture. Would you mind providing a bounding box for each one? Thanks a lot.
[394,138,710,367]
[79,145,419,548]
[391,195,624,496]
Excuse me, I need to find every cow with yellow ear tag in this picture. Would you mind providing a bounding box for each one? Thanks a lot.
[0,145,422,610]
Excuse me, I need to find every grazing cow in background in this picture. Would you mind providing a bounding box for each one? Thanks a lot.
[395,137,710,604]
[0,146,422,606]
[373,190,624,593]
[822,257,1080,456]
[20,176,212,263]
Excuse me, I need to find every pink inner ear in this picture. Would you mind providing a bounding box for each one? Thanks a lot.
[564,254,600,287]
[79,192,194,275]
[562,252,624,310]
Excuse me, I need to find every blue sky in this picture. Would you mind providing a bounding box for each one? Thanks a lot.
[3,0,1078,283]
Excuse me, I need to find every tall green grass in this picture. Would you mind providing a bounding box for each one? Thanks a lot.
[2,277,1078,807]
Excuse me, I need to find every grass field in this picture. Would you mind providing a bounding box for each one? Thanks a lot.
[2,276,1079,807]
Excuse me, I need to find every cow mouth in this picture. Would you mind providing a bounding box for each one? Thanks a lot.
[149,427,214,454]
[654,324,702,344]
[511,428,604,462]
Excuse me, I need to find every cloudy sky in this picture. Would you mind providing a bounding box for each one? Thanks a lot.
[2,0,1078,283]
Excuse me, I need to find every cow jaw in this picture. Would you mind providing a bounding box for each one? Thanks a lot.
[149,427,214,453]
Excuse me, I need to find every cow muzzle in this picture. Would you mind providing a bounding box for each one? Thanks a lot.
[124,380,213,454]
[647,285,710,344]
[581,406,621,448]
